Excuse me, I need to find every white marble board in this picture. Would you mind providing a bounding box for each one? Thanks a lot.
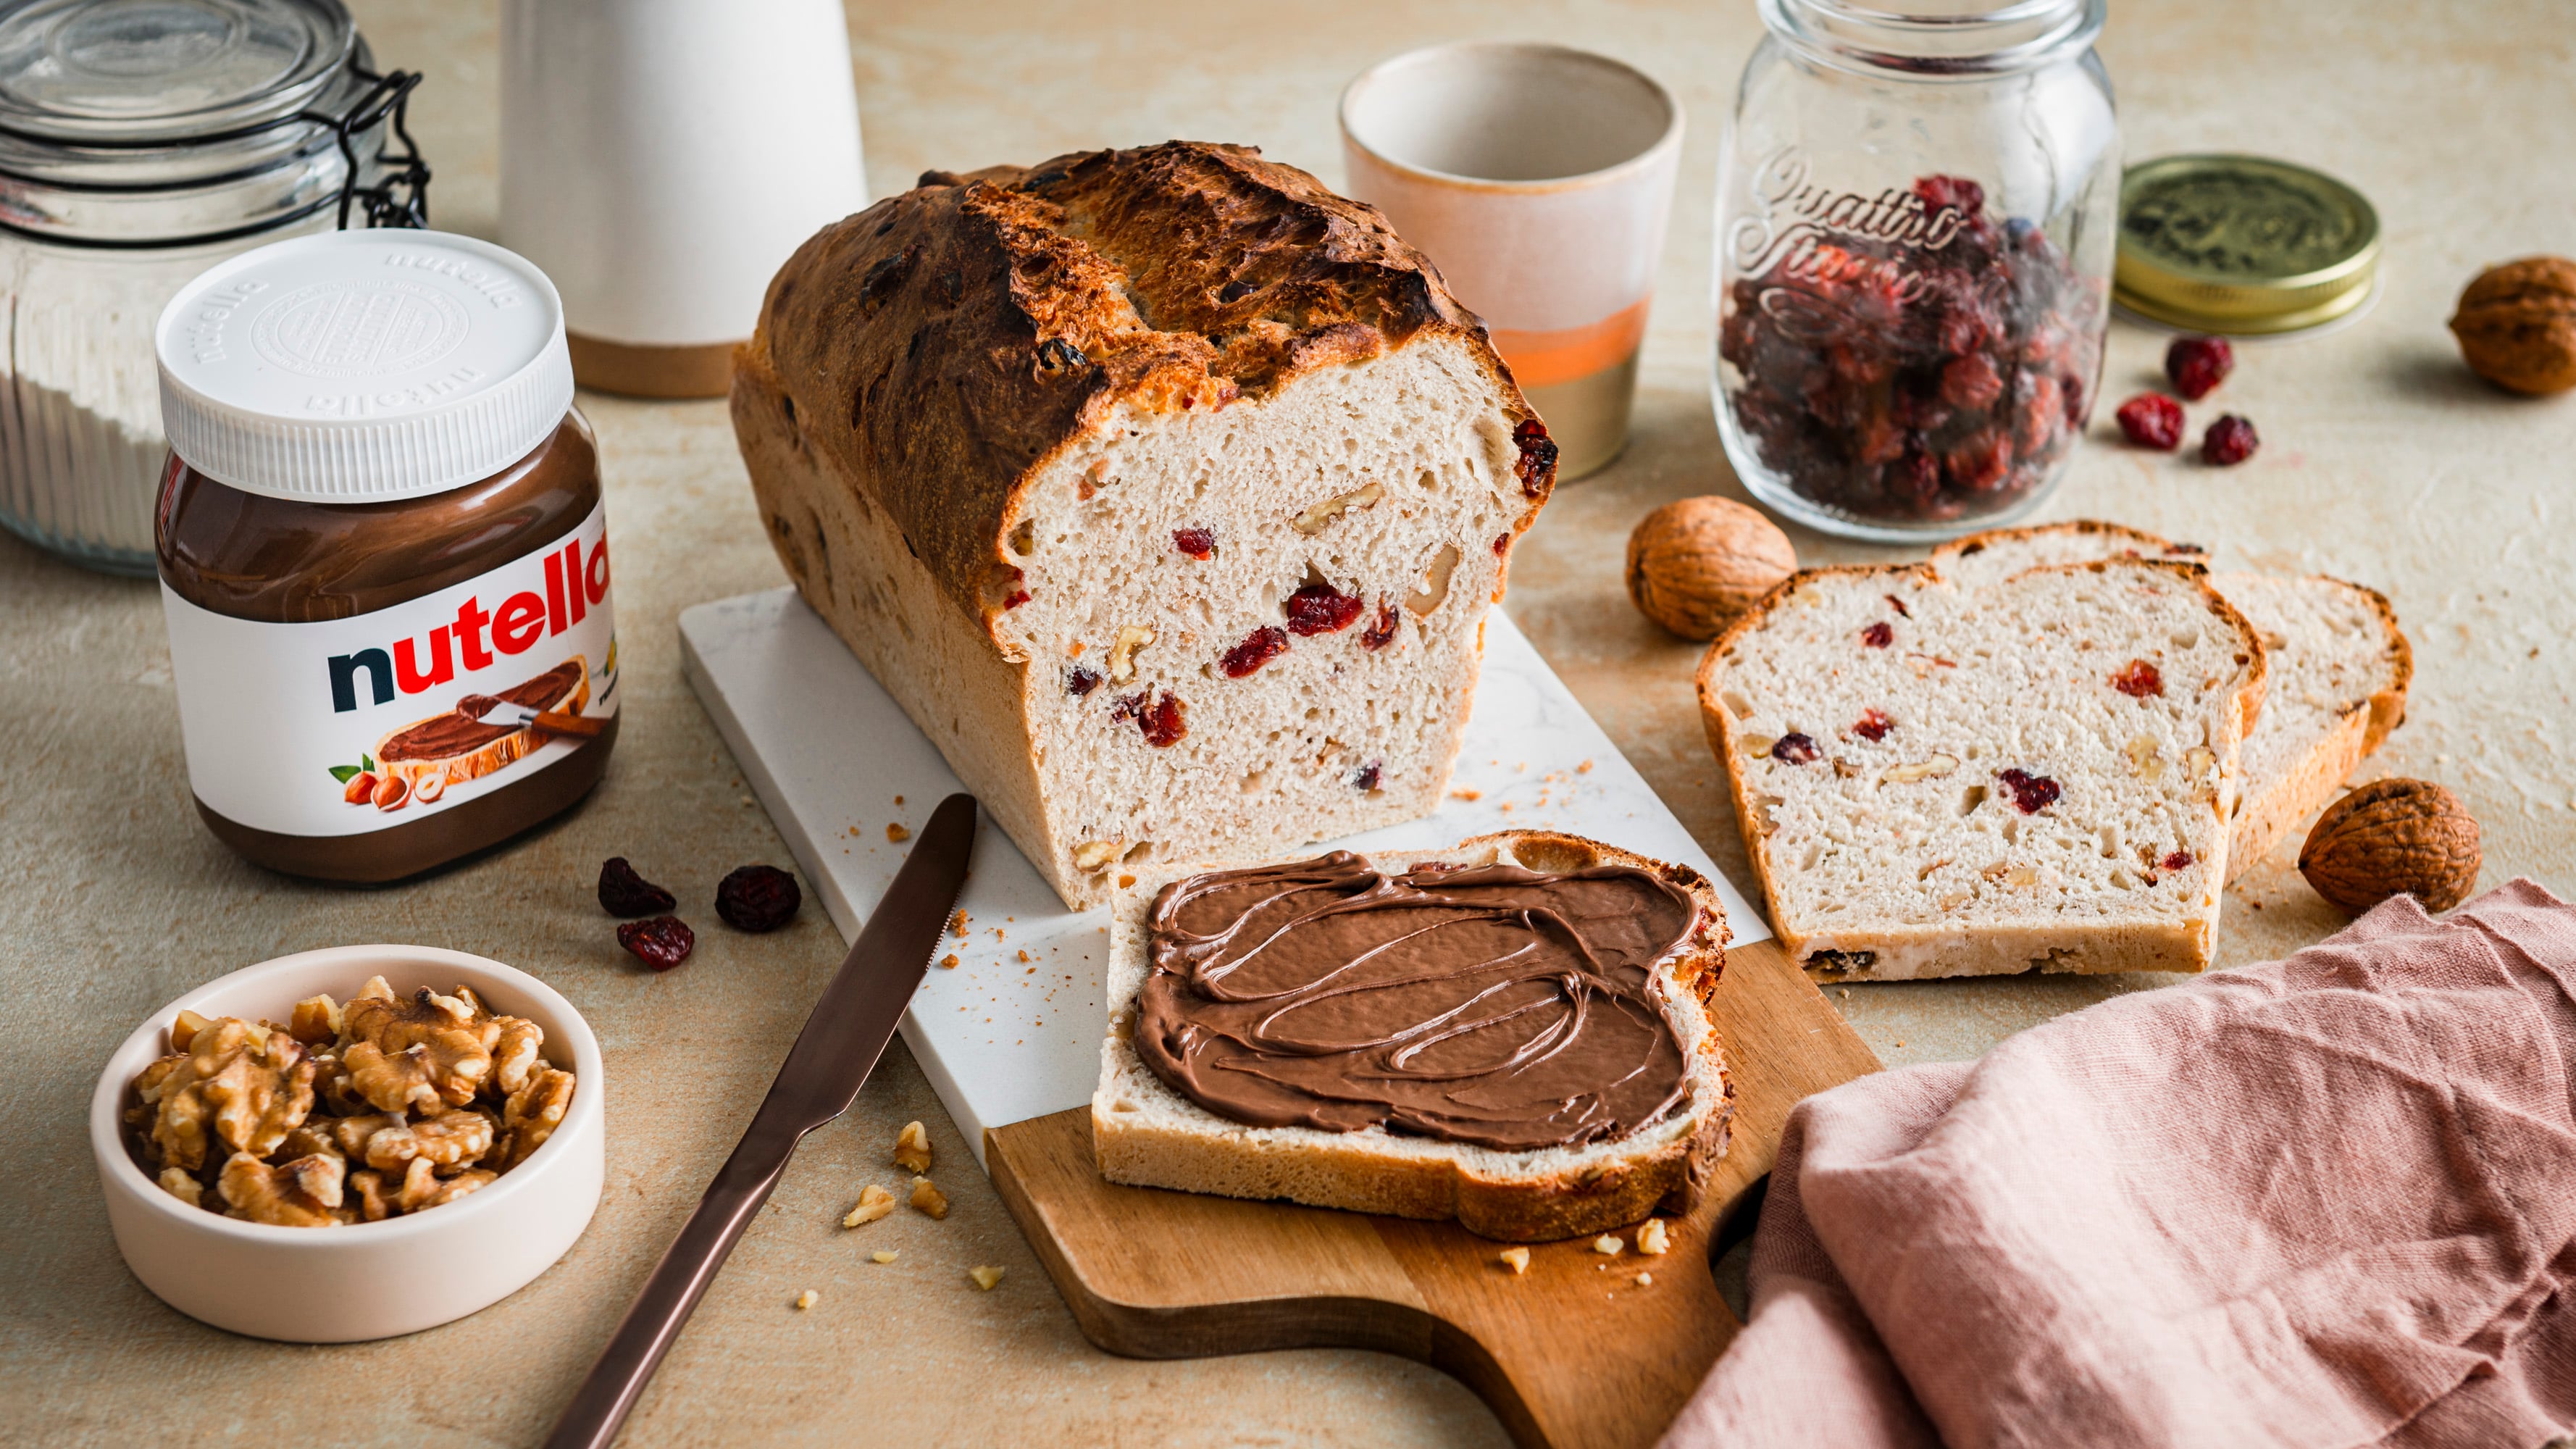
[678,588,1768,1169]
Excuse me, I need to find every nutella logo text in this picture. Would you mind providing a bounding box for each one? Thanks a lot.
[329,536,610,712]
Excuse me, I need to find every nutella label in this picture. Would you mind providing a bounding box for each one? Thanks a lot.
[161,503,618,838]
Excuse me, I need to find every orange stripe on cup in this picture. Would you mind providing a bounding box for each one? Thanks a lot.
[1489,298,1650,389]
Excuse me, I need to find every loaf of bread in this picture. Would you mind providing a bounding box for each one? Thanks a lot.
[1698,559,2265,982]
[1933,522,2410,879]
[732,142,1558,909]
[1093,831,1732,1242]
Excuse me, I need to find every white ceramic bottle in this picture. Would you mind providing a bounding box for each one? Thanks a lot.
[500,0,868,398]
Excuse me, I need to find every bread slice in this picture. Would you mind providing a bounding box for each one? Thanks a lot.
[734,142,1556,910]
[375,657,590,793]
[1933,523,2411,878]
[1092,830,1734,1242]
[1697,559,2265,982]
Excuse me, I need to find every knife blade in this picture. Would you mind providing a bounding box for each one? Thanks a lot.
[543,791,979,1449]
[458,693,608,738]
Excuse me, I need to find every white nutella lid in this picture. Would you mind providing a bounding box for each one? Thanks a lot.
[155,230,576,501]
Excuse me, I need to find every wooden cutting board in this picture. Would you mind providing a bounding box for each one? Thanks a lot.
[985,935,1878,1449]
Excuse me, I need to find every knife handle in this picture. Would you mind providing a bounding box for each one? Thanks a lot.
[541,1125,802,1449]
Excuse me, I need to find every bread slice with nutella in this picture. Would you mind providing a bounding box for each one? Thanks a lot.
[1092,831,1732,1242]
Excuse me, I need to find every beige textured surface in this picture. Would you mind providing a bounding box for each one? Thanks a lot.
[4,1,2571,1445]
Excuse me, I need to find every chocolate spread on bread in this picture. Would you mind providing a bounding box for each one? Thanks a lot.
[1134,852,1701,1151]
[377,661,585,763]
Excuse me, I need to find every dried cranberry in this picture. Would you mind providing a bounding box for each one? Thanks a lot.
[1939,352,2003,411]
[1512,418,1559,496]
[715,864,803,932]
[1001,588,1031,609]
[2161,851,2195,872]
[618,916,695,971]
[1996,768,2061,814]
[1852,709,1894,742]
[2201,414,2259,466]
[598,857,677,917]
[1138,691,1186,748]
[1861,621,1895,649]
[1110,691,1144,724]
[1221,626,1289,677]
[1494,533,1511,556]
[1360,602,1400,651]
[2111,660,2164,698]
[1352,761,1382,792]
[2165,336,2234,400]
[2115,393,2185,450]
[1944,430,2014,493]
[1067,666,1101,697]
[1282,582,1363,636]
[1772,733,1820,765]
[1172,527,1216,559]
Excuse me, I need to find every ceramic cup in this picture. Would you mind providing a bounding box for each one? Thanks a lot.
[91,944,605,1342]
[500,0,868,398]
[1342,42,1684,480]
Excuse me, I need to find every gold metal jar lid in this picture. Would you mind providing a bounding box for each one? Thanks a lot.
[2115,154,2380,335]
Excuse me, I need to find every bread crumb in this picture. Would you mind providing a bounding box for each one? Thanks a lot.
[871,1250,898,1264]
[893,1120,932,1174]
[887,822,911,842]
[1450,787,1482,801]
[1634,1271,1653,1286]
[847,825,861,838]
[1498,1247,1530,1274]
[1592,1235,1624,1256]
[1017,949,1032,963]
[1637,1219,1669,1256]
[910,1176,949,1219]
[940,954,961,969]
[1578,759,1594,772]
[793,1290,819,1311]
[842,1183,897,1227]
[949,910,970,936]
[894,795,904,806]
[1839,988,1851,998]
[968,1265,1004,1290]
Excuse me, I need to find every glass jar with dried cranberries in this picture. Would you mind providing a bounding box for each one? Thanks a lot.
[1714,0,2119,540]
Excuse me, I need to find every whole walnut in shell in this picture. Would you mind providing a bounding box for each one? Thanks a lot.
[2298,777,2481,915]
[1626,497,1798,640]
[2449,257,2576,396]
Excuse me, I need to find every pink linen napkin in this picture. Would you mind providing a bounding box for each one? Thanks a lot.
[1664,880,2576,1449]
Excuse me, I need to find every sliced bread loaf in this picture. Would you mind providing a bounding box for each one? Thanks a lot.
[1697,559,2265,982]
[1933,523,2411,878]
[1092,830,1732,1242]
[734,142,1556,910]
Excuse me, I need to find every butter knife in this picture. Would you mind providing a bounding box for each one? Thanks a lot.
[543,792,979,1449]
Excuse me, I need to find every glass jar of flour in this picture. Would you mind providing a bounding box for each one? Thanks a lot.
[0,0,428,574]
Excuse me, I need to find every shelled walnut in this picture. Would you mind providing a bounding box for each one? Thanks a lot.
[124,977,574,1228]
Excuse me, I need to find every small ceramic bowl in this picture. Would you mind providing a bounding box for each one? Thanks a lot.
[90,944,605,1342]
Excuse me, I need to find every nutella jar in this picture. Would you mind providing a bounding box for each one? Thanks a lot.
[153,230,618,882]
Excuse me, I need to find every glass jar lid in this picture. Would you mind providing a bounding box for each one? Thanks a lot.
[0,0,354,143]
[2115,154,2380,335]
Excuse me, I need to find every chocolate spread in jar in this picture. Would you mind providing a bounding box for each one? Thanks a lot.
[1133,852,1703,1151]
[151,232,618,884]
